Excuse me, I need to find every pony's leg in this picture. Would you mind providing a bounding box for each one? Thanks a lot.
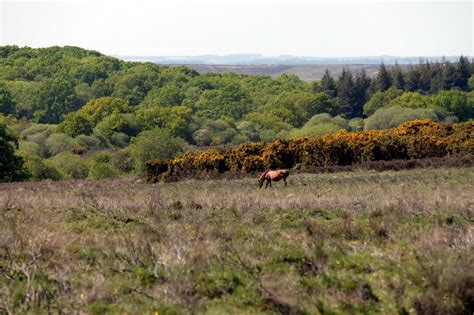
[284,178,287,186]
[269,180,272,187]
[265,179,269,189]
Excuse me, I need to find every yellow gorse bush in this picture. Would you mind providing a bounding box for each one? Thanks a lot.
[145,120,473,182]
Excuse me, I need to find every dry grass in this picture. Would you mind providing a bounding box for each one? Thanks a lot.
[0,167,473,314]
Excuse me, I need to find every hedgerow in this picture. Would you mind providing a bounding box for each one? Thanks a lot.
[145,120,473,182]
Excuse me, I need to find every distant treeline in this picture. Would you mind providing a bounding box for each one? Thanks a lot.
[0,45,473,181]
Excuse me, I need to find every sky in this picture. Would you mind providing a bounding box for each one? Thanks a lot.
[0,0,472,57]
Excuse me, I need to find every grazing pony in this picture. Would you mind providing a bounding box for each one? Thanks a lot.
[258,169,289,189]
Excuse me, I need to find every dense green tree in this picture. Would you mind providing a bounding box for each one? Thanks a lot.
[0,83,15,115]
[35,77,77,123]
[58,112,93,137]
[94,112,140,139]
[139,84,184,108]
[363,87,403,116]
[195,83,252,120]
[70,56,122,84]
[387,92,432,109]
[267,91,336,127]
[108,63,161,105]
[431,90,473,121]
[4,81,41,118]
[136,106,192,139]
[80,97,130,124]
[0,123,29,182]
[243,112,293,133]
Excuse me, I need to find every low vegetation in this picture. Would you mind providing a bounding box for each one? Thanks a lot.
[0,167,473,314]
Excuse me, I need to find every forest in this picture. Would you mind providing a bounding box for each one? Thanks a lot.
[0,45,473,181]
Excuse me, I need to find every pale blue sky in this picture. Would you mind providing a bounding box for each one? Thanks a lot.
[1,0,472,57]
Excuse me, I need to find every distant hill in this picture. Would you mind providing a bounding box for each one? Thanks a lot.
[120,54,465,65]
[119,54,469,81]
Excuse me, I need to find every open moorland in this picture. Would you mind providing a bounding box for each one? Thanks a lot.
[1,167,473,314]
[182,64,411,82]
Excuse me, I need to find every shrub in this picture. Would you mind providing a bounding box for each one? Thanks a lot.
[363,87,403,116]
[24,155,62,180]
[288,114,349,138]
[387,91,432,109]
[20,123,56,140]
[88,162,119,179]
[192,129,212,146]
[75,134,102,151]
[89,151,112,164]
[128,127,184,174]
[45,133,77,156]
[288,122,345,138]
[47,152,89,179]
[17,141,40,157]
[111,149,135,173]
[109,132,129,148]
[145,120,474,182]
[364,106,438,130]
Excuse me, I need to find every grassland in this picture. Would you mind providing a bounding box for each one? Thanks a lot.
[0,167,473,314]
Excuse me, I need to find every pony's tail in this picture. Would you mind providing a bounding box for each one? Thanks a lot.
[258,170,270,188]
[259,170,270,182]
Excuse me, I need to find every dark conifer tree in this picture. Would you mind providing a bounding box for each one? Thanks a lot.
[404,65,420,92]
[374,62,392,92]
[319,69,337,97]
[455,56,471,91]
[336,67,355,118]
[391,62,405,90]
[441,60,457,90]
[418,60,432,92]
[429,61,443,94]
[353,69,371,117]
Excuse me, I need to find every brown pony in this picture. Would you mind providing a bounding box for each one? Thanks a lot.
[258,169,289,188]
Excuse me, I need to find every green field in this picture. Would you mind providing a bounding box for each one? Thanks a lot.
[0,167,473,314]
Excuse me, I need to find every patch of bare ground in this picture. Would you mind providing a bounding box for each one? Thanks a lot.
[0,167,473,314]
